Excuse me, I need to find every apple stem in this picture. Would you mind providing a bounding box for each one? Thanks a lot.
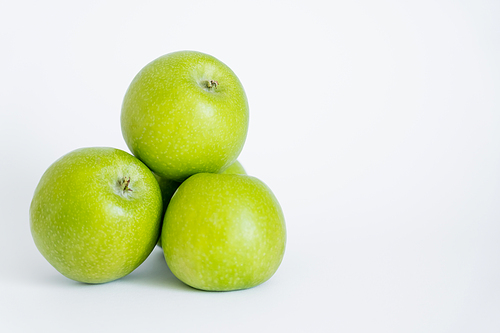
[122,177,133,192]
[205,80,219,89]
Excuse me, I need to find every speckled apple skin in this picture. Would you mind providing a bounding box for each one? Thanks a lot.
[121,51,249,182]
[162,173,286,291]
[155,160,246,248]
[29,147,163,284]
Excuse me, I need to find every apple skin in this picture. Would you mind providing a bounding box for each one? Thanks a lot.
[161,173,286,291]
[121,50,249,182]
[155,160,246,248]
[29,147,163,284]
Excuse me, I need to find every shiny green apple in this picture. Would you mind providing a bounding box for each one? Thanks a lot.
[29,147,163,284]
[121,50,249,182]
[161,173,286,291]
[155,160,246,248]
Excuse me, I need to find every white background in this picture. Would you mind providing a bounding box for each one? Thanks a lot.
[1,1,499,332]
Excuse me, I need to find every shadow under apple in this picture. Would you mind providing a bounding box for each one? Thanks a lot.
[119,248,193,291]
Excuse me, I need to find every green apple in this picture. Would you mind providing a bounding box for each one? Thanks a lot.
[155,160,246,248]
[121,50,249,182]
[29,147,163,284]
[161,173,286,291]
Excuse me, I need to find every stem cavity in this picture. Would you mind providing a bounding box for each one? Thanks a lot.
[201,79,219,90]
[120,177,133,193]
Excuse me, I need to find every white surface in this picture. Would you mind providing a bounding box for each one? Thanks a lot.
[1,1,499,332]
